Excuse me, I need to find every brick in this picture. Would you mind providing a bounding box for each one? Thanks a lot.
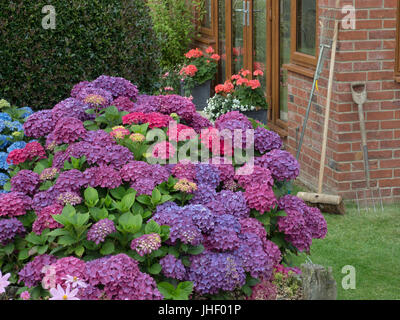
[379,178,400,188]
[380,159,400,169]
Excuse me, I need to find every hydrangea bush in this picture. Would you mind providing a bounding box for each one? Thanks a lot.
[0,76,327,300]
[0,99,34,195]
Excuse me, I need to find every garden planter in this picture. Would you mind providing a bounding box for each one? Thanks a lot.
[181,80,211,111]
[243,108,268,125]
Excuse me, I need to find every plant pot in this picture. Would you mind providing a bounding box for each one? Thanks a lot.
[243,109,268,125]
[181,80,211,111]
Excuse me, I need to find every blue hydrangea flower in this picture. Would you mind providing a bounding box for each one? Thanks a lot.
[0,135,11,149]
[0,113,12,121]
[7,141,26,153]
[0,120,5,133]
[0,172,9,187]
[0,190,10,195]
[19,107,34,119]
[6,121,23,132]
[0,152,9,170]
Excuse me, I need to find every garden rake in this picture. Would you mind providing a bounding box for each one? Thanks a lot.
[350,82,384,214]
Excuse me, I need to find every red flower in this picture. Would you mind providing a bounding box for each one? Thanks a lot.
[210,54,221,61]
[248,79,261,90]
[215,84,226,94]
[206,46,214,54]
[240,69,251,77]
[223,81,234,93]
[236,77,249,86]
[185,48,203,59]
[231,74,241,81]
[253,70,264,77]
[180,65,198,77]
[7,149,28,165]
[167,123,197,142]
[122,112,147,125]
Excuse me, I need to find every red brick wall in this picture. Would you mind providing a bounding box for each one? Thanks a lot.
[286,0,400,203]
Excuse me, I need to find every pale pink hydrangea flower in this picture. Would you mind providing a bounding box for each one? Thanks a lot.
[0,270,11,294]
[41,265,56,290]
[20,291,30,300]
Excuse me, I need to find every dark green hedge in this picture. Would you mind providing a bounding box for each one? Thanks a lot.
[0,0,161,110]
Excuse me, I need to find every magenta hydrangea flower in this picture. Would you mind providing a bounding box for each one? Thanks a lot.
[244,183,278,214]
[51,117,87,145]
[23,110,55,139]
[111,96,136,112]
[214,111,252,130]
[130,233,162,256]
[151,141,176,159]
[82,130,116,147]
[186,112,212,133]
[249,278,277,300]
[171,161,196,182]
[254,126,283,154]
[0,192,32,217]
[87,219,116,245]
[85,254,163,300]
[131,178,157,196]
[0,218,26,245]
[45,257,87,287]
[84,166,122,189]
[32,204,63,235]
[305,206,328,239]
[235,164,274,190]
[18,254,57,288]
[255,149,300,182]
[157,95,197,121]
[159,255,186,280]
[10,170,40,196]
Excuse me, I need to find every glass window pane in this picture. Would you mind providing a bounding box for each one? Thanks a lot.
[202,0,212,29]
[232,0,245,74]
[296,0,316,56]
[253,0,267,92]
[280,0,291,122]
[218,0,226,82]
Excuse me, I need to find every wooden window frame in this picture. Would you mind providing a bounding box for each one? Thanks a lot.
[395,0,400,82]
[284,0,319,77]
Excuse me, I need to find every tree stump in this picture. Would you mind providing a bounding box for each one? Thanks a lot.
[300,263,337,300]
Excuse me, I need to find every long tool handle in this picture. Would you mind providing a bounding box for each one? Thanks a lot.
[295,44,328,161]
[357,103,371,188]
[318,19,339,194]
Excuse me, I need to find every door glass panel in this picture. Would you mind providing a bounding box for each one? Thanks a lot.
[218,0,226,82]
[253,0,267,92]
[202,0,212,29]
[280,0,291,122]
[296,0,316,56]
[232,0,245,74]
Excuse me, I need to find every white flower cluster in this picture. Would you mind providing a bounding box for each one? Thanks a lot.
[204,94,256,121]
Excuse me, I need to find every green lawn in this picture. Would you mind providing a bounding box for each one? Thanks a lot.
[292,203,400,300]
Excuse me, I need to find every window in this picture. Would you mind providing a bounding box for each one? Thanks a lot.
[395,0,400,81]
[200,0,214,36]
[284,0,318,76]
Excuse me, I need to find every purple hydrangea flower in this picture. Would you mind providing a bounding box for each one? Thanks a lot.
[111,96,136,112]
[204,214,241,251]
[84,166,122,189]
[32,187,58,213]
[52,98,90,122]
[186,112,212,133]
[195,163,220,189]
[51,117,86,145]
[82,130,116,147]
[92,75,139,101]
[181,204,215,234]
[189,184,217,209]
[39,167,59,181]
[171,161,196,182]
[214,111,252,130]
[235,164,274,190]
[188,251,246,295]
[10,170,40,196]
[213,190,250,218]
[254,127,283,154]
[131,178,157,196]
[87,219,116,245]
[85,254,163,300]
[159,255,186,280]
[0,218,26,245]
[157,95,196,121]
[18,254,57,288]
[54,169,87,193]
[23,110,55,139]
[255,149,300,182]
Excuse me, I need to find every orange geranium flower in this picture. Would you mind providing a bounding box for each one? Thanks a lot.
[206,46,214,54]
[210,54,221,61]
[253,70,264,77]
[247,79,261,89]
[185,48,203,59]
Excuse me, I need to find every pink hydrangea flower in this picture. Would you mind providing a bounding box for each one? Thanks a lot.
[151,142,176,160]
[0,270,11,294]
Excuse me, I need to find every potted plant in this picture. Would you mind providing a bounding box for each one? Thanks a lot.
[204,69,268,123]
[179,47,220,110]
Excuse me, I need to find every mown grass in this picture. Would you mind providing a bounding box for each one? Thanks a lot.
[291,202,400,300]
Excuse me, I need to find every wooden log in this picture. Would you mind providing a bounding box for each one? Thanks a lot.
[297,192,346,215]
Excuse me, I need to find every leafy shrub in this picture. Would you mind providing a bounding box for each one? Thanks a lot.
[147,0,204,69]
[0,0,161,110]
[0,76,327,300]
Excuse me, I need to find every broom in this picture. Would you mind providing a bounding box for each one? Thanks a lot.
[297,0,345,215]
